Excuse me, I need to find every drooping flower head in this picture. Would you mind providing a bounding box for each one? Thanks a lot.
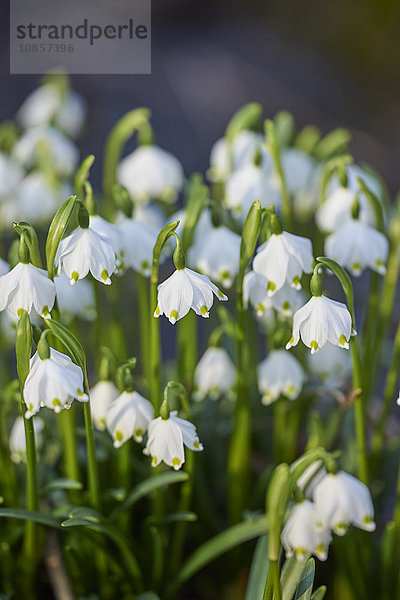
[9,415,44,464]
[193,346,237,401]
[257,349,304,405]
[281,500,332,562]
[191,226,241,289]
[106,391,154,447]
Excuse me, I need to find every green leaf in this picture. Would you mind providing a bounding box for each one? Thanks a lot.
[45,318,87,377]
[41,478,83,494]
[240,200,262,271]
[357,178,385,233]
[311,586,327,600]
[316,257,355,323]
[161,511,197,524]
[181,174,209,252]
[281,554,311,600]
[294,558,315,600]
[314,128,351,160]
[12,222,42,268]
[273,110,295,147]
[75,154,95,200]
[225,103,262,143]
[0,508,61,529]
[15,310,32,388]
[170,515,268,594]
[266,463,290,561]
[245,534,269,600]
[45,195,77,279]
[294,126,321,155]
[111,471,189,518]
[137,594,160,600]
[152,220,180,268]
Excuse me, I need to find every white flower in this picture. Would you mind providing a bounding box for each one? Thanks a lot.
[9,415,44,464]
[106,391,154,447]
[313,471,376,535]
[13,126,79,177]
[225,164,281,221]
[57,226,117,285]
[118,217,158,276]
[155,267,227,324]
[257,350,304,405]
[54,92,87,139]
[286,295,352,354]
[23,348,88,418]
[0,153,24,197]
[118,145,184,204]
[89,215,123,259]
[193,347,237,401]
[133,203,166,231]
[307,344,351,388]
[90,381,120,431]
[191,226,241,288]
[243,271,304,317]
[281,149,316,196]
[253,232,314,295]
[55,272,96,322]
[315,187,374,233]
[208,131,271,182]
[0,262,55,319]
[296,461,327,497]
[144,410,203,470]
[328,164,382,205]
[0,258,9,276]
[281,500,332,561]
[325,220,388,276]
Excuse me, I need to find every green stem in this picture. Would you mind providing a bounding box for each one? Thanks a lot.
[22,410,38,564]
[58,408,81,502]
[170,450,195,574]
[177,311,197,393]
[150,268,162,413]
[394,461,400,529]
[269,560,281,600]
[350,339,368,483]
[83,400,101,511]
[228,271,251,523]
[136,273,150,390]
[362,272,380,399]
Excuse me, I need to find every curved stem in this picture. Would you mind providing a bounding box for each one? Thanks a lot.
[150,265,162,413]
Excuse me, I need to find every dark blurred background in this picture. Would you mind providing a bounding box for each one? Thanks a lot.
[1,0,400,191]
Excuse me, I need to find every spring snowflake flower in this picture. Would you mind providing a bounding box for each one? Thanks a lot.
[325,220,388,276]
[55,272,96,323]
[118,145,184,204]
[106,391,154,447]
[155,268,227,324]
[281,500,332,562]
[90,381,120,431]
[23,348,88,418]
[208,130,271,182]
[193,347,237,401]
[328,164,382,205]
[0,258,9,276]
[144,410,203,470]
[313,471,376,535]
[134,202,166,231]
[296,461,327,497]
[89,215,123,259]
[280,149,317,196]
[0,262,56,319]
[9,415,44,464]
[286,295,352,354]
[315,187,375,233]
[224,164,281,221]
[257,350,304,405]
[57,225,117,285]
[243,271,304,317]
[307,343,351,389]
[191,226,241,288]
[118,217,158,276]
[0,153,24,198]
[253,232,314,295]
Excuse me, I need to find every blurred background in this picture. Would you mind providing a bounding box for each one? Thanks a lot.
[1,0,400,192]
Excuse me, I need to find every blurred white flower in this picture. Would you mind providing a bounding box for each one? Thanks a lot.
[286,295,352,354]
[253,232,314,295]
[144,410,203,470]
[193,347,236,401]
[191,226,241,288]
[328,164,382,205]
[118,217,157,276]
[325,220,388,276]
[89,215,122,259]
[55,272,96,322]
[118,145,184,204]
[54,91,86,138]
[315,186,374,233]
[57,226,117,285]
[9,415,44,464]
[225,164,281,221]
[13,126,79,177]
[90,381,120,431]
[281,148,316,196]
[24,348,88,418]
[155,267,227,324]
[133,203,166,231]
[257,350,304,405]
[313,471,376,535]
[296,461,327,497]
[106,391,154,447]
[281,500,332,561]
[243,271,304,317]
[0,153,24,198]
[307,343,351,388]
[208,130,271,182]
[0,258,9,276]
[0,262,55,319]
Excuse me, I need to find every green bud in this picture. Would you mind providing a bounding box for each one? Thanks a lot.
[266,463,291,561]
[84,181,96,216]
[98,347,116,382]
[240,200,262,270]
[310,270,323,297]
[160,398,170,420]
[351,195,360,220]
[115,357,136,392]
[269,211,283,235]
[78,202,89,229]
[18,235,30,264]
[225,102,262,144]
[253,148,262,167]
[173,234,186,270]
[324,455,338,475]
[37,334,51,360]
[112,184,133,218]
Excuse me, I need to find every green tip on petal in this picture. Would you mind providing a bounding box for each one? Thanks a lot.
[101,269,110,283]
[71,271,79,283]
[53,398,62,408]
[135,428,143,440]
[339,334,349,348]
[310,340,319,354]
[193,440,200,449]
[152,455,158,465]
[141,260,150,272]
[170,309,179,323]
[200,305,209,317]
[154,305,160,317]
[115,430,124,443]
[17,308,24,318]
[172,457,182,469]
[292,275,301,289]
[267,280,276,294]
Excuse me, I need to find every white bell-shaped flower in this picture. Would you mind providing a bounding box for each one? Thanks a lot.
[208,130,271,182]
[55,272,96,323]
[313,471,376,535]
[315,187,374,233]
[54,92,86,139]
[144,410,203,470]
[13,126,79,177]
[106,391,154,447]
[253,231,314,295]
[23,347,88,418]
[280,149,316,196]
[191,226,241,288]
[243,271,304,317]
[307,343,351,389]
[0,261,56,319]
[155,268,227,324]
[0,153,24,198]
[328,164,382,205]
[118,145,184,204]
[225,164,281,221]
[9,173,71,225]
[57,226,117,285]
[296,461,327,497]
[9,415,44,464]
[281,500,332,561]
[89,215,123,259]
[193,347,237,401]
[325,220,388,276]
[134,203,166,231]
[90,381,120,431]
[257,350,304,405]
[118,217,158,276]
[286,294,352,354]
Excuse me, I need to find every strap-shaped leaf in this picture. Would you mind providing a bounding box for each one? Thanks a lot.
[16,310,32,387]
[245,534,269,600]
[314,128,351,160]
[316,257,355,323]
[45,195,77,279]
[240,200,262,272]
[12,222,42,268]
[267,463,290,561]
[273,110,295,147]
[75,154,95,200]
[281,554,311,600]
[225,103,262,143]
[311,586,327,600]
[0,508,61,529]
[294,558,315,600]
